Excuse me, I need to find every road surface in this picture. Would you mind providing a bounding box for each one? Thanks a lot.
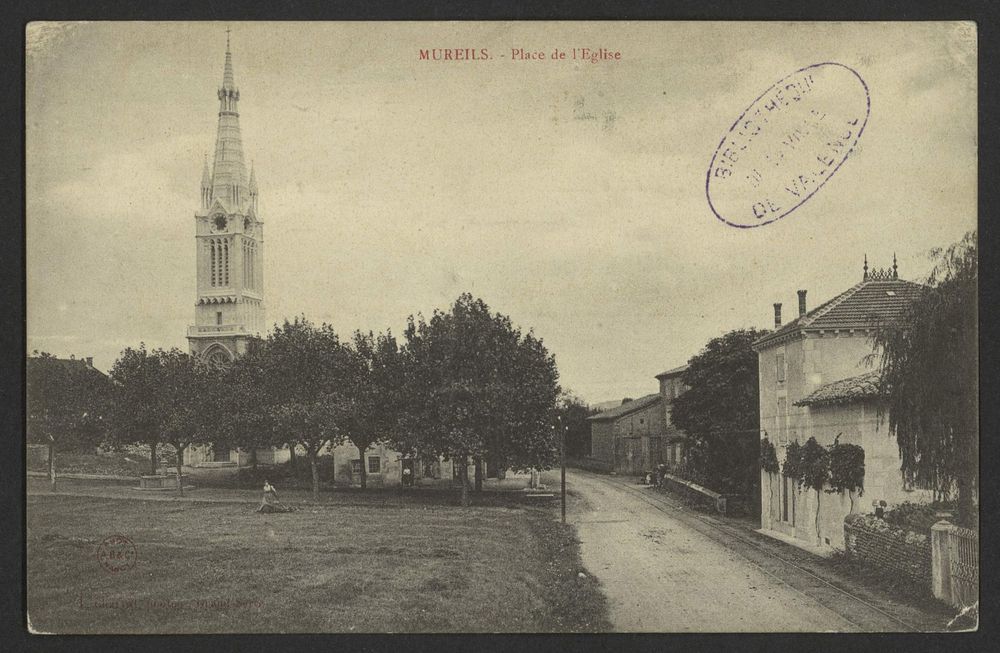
[568,470,902,632]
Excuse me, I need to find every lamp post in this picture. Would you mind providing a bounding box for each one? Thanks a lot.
[557,415,567,524]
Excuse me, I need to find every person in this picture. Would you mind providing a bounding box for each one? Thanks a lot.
[402,465,414,487]
[256,479,294,513]
[656,463,667,488]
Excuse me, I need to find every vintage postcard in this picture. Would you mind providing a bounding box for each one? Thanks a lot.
[25,21,978,633]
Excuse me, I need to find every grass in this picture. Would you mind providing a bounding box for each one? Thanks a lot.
[26,488,609,633]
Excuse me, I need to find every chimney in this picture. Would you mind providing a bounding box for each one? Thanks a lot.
[797,290,807,317]
[773,303,782,328]
[85,357,93,367]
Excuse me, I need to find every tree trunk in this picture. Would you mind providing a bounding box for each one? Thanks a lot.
[150,440,158,475]
[358,444,367,489]
[288,443,297,472]
[176,447,185,497]
[815,489,822,543]
[473,456,483,492]
[250,447,258,471]
[48,439,56,491]
[459,456,469,507]
[310,450,319,502]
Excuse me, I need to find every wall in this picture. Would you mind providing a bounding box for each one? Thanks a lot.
[844,513,932,588]
[588,420,615,469]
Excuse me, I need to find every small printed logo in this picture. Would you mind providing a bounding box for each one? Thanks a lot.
[97,534,137,573]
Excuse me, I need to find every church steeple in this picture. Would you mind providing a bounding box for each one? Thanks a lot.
[200,154,211,209]
[189,26,266,364]
[210,28,249,211]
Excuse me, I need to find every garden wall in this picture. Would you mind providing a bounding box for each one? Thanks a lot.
[843,513,931,588]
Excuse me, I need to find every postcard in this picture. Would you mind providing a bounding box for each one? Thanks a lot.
[25,21,978,633]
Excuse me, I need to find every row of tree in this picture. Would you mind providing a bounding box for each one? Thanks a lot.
[26,294,563,505]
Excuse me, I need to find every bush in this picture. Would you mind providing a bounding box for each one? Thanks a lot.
[882,500,977,534]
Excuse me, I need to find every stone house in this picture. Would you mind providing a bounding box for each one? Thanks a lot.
[585,364,689,474]
[654,364,690,468]
[753,258,933,551]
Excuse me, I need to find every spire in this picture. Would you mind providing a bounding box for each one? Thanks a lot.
[201,154,211,186]
[863,253,868,281]
[248,161,258,212]
[892,252,898,279]
[209,28,249,212]
[200,153,211,209]
[222,26,236,92]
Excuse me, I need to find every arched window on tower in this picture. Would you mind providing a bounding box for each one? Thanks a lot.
[210,240,217,287]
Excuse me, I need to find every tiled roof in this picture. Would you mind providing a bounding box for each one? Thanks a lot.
[587,393,663,421]
[794,371,882,406]
[655,364,689,379]
[754,278,925,350]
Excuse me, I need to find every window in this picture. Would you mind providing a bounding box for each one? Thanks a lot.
[368,456,381,474]
[781,475,796,524]
[350,459,361,474]
[776,397,788,443]
[776,352,786,383]
[216,311,223,325]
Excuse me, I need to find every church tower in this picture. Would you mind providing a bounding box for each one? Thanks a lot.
[188,31,265,363]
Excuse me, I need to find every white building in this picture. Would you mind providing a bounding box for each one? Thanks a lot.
[753,258,933,551]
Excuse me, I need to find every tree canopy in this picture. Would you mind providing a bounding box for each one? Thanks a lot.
[670,328,769,497]
[400,294,560,503]
[870,230,978,523]
[26,352,110,487]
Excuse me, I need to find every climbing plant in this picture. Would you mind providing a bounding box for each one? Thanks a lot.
[827,436,865,513]
[782,440,803,481]
[759,437,780,474]
[760,437,780,517]
[797,437,830,542]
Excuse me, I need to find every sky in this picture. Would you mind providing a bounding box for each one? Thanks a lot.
[26,22,976,404]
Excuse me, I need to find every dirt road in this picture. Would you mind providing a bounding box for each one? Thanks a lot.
[569,470,895,632]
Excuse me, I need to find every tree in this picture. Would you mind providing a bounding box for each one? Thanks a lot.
[26,352,110,489]
[870,230,978,524]
[220,338,276,475]
[257,317,355,500]
[343,330,404,489]
[156,349,220,496]
[400,294,561,505]
[107,345,166,475]
[670,328,769,499]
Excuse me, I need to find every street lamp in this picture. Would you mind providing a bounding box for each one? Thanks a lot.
[556,415,567,523]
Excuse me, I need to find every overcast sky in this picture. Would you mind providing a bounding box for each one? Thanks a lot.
[26,22,976,403]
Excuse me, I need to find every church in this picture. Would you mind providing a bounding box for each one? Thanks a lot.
[183,33,282,467]
[180,33,464,485]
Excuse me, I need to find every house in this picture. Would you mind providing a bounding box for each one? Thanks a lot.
[753,257,932,551]
[585,364,689,474]
[654,364,690,468]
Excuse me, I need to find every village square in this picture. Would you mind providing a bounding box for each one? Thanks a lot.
[24,23,978,634]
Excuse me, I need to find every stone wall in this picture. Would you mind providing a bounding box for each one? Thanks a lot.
[843,513,931,588]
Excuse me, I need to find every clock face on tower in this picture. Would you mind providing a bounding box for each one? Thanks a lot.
[212,214,227,232]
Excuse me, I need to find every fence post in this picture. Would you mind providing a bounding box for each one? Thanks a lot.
[931,519,953,605]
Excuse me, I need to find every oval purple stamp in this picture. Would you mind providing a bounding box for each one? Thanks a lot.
[706,62,870,228]
[97,533,137,573]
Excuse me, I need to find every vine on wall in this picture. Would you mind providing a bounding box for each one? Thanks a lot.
[769,435,867,540]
